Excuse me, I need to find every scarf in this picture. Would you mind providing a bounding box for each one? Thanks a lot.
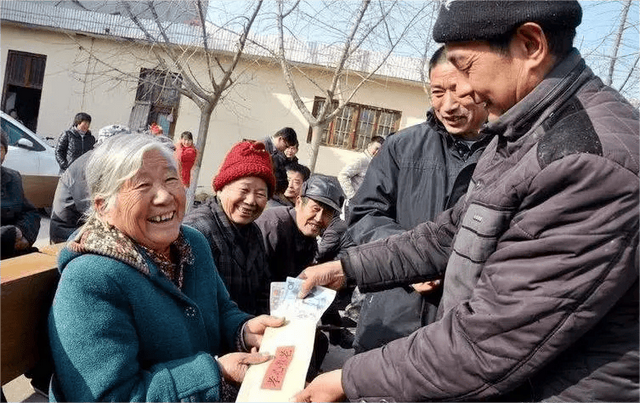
[69,215,193,289]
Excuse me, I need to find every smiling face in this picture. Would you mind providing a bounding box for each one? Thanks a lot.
[445,37,547,122]
[284,170,304,200]
[430,61,488,137]
[102,149,185,256]
[295,197,334,237]
[218,176,268,225]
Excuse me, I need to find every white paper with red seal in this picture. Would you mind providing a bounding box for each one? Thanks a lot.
[236,277,336,402]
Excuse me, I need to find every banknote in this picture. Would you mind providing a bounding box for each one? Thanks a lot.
[271,277,336,322]
[270,282,286,313]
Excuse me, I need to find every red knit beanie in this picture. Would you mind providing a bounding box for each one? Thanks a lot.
[213,141,276,197]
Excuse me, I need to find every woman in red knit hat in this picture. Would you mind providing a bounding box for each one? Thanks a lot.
[184,140,275,315]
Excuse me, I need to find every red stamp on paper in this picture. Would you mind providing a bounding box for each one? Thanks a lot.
[261,346,295,390]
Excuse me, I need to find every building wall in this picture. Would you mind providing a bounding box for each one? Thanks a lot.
[1,22,430,194]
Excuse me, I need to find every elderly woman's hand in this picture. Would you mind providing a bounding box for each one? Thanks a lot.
[243,315,285,349]
[217,348,272,384]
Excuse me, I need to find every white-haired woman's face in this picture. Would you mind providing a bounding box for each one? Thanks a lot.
[102,149,185,255]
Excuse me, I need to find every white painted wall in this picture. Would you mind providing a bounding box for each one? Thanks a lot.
[1,23,430,195]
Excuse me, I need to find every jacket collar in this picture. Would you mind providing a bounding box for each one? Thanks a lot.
[68,127,91,138]
[426,109,492,153]
[481,49,591,141]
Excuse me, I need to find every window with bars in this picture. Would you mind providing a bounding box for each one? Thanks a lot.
[307,97,401,151]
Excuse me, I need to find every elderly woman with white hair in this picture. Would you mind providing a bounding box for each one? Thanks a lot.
[48,134,283,402]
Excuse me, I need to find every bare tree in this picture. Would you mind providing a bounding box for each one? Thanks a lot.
[274,0,431,171]
[605,0,634,87]
[578,0,639,99]
[411,3,441,96]
[29,0,264,207]
[120,0,264,206]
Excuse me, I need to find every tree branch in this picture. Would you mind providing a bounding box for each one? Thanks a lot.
[606,0,632,86]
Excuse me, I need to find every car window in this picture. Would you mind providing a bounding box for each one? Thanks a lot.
[1,117,45,151]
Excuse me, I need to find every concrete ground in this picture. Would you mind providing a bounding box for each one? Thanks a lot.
[3,214,354,402]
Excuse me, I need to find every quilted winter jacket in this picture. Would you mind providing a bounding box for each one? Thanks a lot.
[55,127,95,171]
[340,50,639,401]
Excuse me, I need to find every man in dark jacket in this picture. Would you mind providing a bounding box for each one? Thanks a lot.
[261,126,297,156]
[348,46,490,353]
[255,174,344,282]
[1,130,40,258]
[295,2,639,401]
[262,127,298,202]
[55,112,95,172]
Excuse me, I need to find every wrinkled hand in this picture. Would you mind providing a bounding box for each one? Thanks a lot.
[243,315,285,350]
[217,348,272,384]
[14,228,29,251]
[297,261,346,299]
[410,279,441,294]
[292,370,345,402]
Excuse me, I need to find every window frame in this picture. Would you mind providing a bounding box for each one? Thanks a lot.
[306,96,401,151]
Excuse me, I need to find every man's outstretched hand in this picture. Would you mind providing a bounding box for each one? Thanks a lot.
[297,260,347,298]
[292,369,345,402]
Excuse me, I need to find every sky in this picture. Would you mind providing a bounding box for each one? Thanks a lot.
[576,0,639,97]
[207,0,639,98]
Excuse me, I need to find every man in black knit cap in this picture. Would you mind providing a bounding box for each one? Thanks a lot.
[294,1,639,401]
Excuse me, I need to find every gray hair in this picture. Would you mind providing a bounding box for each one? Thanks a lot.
[86,133,178,216]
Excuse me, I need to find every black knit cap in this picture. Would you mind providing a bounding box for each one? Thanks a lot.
[433,1,582,43]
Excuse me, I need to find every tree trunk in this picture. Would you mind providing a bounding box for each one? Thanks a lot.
[606,0,633,86]
[308,121,329,173]
[186,102,214,212]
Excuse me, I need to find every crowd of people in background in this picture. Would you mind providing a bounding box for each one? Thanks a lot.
[2,1,638,401]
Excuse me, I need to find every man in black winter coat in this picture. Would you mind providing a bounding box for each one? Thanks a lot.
[347,46,490,353]
[55,112,95,172]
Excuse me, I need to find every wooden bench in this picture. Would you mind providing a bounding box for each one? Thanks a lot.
[21,174,59,209]
[1,244,64,388]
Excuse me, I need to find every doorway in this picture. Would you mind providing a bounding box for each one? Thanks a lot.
[2,50,46,133]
